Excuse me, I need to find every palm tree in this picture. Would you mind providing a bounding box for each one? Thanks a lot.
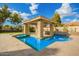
[0,4,11,30]
[10,13,23,27]
[1,4,11,19]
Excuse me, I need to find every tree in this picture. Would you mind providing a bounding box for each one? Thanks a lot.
[63,26,68,32]
[10,13,23,32]
[3,25,10,29]
[1,4,11,20]
[2,25,11,31]
[0,4,23,32]
[0,4,11,30]
[51,12,62,27]
[10,13,23,25]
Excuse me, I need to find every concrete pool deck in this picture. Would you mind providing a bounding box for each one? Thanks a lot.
[0,33,30,52]
[0,33,79,56]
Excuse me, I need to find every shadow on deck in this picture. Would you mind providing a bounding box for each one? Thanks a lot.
[0,48,59,56]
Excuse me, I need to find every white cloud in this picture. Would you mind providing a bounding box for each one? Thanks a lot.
[72,18,79,22]
[56,3,79,23]
[0,8,2,10]
[72,18,77,22]
[65,19,71,22]
[73,8,79,12]
[8,8,21,14]
[75,13,79,18]
[8,8,12,11]
[29,3,39,15]
[20,13,31,19]
[56,3,73,18]
[62,19,71,23]
[12,10,20,14]
[8,8,31,20]
[62,18,78,23]
[56,3,79,18]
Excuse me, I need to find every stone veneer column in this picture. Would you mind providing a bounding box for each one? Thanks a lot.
[36,20,43,39]
[50,23,54,36]
[23,23,30,35]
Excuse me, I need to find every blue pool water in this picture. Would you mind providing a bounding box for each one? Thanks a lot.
[15,34,71,51]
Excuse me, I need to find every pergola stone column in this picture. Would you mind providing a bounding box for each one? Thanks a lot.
[36,20,43,39]
[50,23,54,36]
[23,23,30,35]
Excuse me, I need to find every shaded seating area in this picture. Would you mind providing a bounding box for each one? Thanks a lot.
[23,16,54,39]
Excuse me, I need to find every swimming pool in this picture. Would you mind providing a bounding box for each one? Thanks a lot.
[15,34,71,51]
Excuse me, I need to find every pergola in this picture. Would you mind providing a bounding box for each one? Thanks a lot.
[23,16,54,39]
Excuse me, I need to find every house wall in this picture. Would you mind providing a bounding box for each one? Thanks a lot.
[56,26,79,33]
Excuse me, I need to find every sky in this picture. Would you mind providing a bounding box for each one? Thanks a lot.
[0,3,79,25]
